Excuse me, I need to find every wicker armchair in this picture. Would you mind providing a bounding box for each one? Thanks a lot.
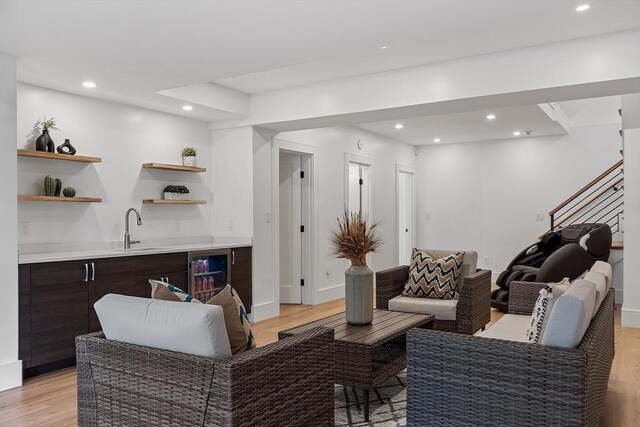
[376,265,491,334]
[76,327,335,427]
[406,282,615,427]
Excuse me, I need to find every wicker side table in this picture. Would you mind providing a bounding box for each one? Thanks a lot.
[279,309,434,421]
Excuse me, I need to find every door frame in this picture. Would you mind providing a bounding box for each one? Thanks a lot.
[272,140,315,305]
[278,151,303,304]
[396,164,417,265]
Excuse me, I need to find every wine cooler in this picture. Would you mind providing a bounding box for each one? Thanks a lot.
[188,249,231,302]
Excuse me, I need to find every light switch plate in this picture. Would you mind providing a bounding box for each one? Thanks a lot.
[19,222,29,238]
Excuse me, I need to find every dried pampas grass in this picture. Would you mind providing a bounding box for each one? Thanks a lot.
[331,210,382,266]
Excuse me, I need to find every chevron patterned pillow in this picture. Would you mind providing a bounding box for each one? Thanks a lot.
[402,251,465,299]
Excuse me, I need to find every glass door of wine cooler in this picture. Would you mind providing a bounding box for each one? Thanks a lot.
[188,249,231,302]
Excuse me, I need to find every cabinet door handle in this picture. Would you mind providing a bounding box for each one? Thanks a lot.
[232,250,235,265]
[83,263,89,282]
[90,262,96,281]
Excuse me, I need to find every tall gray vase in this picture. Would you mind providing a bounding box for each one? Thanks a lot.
[345,265,374,325]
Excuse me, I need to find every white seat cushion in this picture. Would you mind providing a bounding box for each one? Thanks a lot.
[94,294,232,359]
[583,271,607,317]
[388,295,457,321]
[478,314,530,343]
[542,280,596,348]
[589,261,612,290]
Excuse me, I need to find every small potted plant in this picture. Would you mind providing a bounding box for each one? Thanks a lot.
[182,147,197,167]
[163,185,190,200]
[34,116,59,153]
[331,209,382,325]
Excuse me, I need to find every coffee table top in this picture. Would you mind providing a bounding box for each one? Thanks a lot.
[280,309,434,347]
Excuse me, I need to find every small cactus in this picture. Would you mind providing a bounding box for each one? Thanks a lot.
[44,175,56,196]
[54,179,62,197]
[63,187,76,198]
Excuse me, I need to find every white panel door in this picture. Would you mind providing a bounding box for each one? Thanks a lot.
[279,152,302,304]
[348,162,371,219]
[398,171,414,265]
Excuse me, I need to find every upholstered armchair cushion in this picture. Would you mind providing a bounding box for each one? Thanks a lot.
[94,294,232,359]
[389,296,458,320]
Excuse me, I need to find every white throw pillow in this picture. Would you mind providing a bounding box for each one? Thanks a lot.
[589,261,612,290]
[526,286,553,344]
[583,271,607,318]
[525,278,570,344]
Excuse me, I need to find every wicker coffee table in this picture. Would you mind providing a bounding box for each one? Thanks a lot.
[279,309,434,421]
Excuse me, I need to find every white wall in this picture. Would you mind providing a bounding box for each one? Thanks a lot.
[17,84,212,249]
[252,127,279,321]
[210,126,253,238]
[275,127,417,306]
[621,93,640,328]
[416,123,622,281]
[0,52,20,391]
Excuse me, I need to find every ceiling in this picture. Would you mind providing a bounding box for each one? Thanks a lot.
[353,105,569,146]
[1,1,639,121]
[353,96,623,146]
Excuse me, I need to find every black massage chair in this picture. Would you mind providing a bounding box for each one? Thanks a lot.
[491,223,612,312]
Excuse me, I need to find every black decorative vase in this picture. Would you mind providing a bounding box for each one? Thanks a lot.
[35,130,53,152]
[57,139,77,155]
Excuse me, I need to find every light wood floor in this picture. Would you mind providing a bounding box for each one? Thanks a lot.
[0,299,638,426]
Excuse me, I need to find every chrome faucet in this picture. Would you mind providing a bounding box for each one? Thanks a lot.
[124,208,142,249]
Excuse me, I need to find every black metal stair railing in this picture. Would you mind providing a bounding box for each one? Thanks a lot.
[548,159,624,234]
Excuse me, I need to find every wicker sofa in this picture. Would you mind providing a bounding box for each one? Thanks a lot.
[406,281,615,427]
[76,326,335,427]
[376,250,491,334]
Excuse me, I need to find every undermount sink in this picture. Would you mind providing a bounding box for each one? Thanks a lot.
[114,247,165,252]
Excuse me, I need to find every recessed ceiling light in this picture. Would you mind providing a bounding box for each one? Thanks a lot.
[576,4,590,12]
[513,131,521,136]
[82,81,97,88]
[395,123,403,129]
[379,45,388,50]
[182,105,193,111]
[486,114,496,120]
[433,138,441,143]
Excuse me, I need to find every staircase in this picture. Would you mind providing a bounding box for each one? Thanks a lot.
[547,149,624,250]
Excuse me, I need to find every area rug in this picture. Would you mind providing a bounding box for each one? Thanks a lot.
[334,371,407,426]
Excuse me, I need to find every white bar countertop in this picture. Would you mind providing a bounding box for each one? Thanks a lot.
[19,236,253,264]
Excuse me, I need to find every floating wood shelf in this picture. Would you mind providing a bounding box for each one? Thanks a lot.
[17,149,102,163]
[18,195,102,203]
[142,162,206,173]
[611,241,624,250]
[143,199,206,205]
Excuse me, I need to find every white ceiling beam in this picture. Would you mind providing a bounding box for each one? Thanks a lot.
[159,82,249,118]
[210,30,640,131]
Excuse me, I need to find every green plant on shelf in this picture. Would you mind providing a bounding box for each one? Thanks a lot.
[35,116,60,132]
[163,185,190,194]
[181,147,197,157]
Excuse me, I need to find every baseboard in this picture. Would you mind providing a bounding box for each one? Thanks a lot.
[0,360,22,391]
[249,300,279,322]
[315,283,345,304]
[621,307,640,328]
